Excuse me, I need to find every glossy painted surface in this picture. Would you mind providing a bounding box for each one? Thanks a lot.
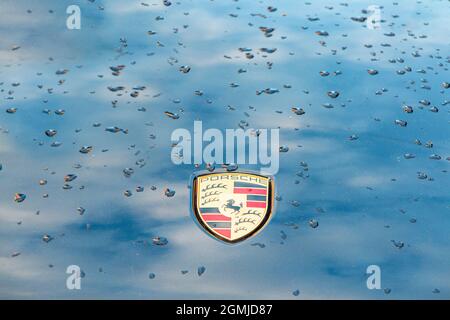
[0,0,449,299]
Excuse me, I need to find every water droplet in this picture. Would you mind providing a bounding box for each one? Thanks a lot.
[79,146,93,154]
[225,163,238,172]
[251,243,266,248]
[291,107,305,115]
[152,236,168,246]
[327,90,340,99]
[429,154,441,160]
[394,120,407,127]
[42,234,53,243]
[197,266,206,276]
[164,188,176,197]
[64,174,77,182]
[45,129,57,137]
[391,240,405,249]
[402,105,413,113]
[123,168,134,178]
[14,193,26,203]
[179,65,191,73]
[256,88,279,95]
[417,172,428,180]
[279,146,289,152]
[6,107,17,114]
[164,111,180,119]
[309,219,319,228]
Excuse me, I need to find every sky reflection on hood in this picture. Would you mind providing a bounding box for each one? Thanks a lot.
[0,0,449,299]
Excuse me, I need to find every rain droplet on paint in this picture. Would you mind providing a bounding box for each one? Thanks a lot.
[64,174,77,182]
[45,129,57,137]
[394,120,407,127]
[79,146,93,154]
[179,65,191,73]
[42,234,53,243]
[327,91,340,98]
[164,111,180,119]
[309,219,319,228]
[291,107,305,115]
[152,236,168,246]
[164,188,176,197]
[391,240,404,249]
[197,266,206,276]
[14,193,26,203]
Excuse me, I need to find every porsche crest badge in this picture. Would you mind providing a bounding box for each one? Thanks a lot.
[191,171,274,244]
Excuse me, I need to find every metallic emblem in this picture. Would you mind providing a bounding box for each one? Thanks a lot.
[191,171,274,244]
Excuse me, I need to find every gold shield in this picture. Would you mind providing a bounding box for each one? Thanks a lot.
[192,172,274,244]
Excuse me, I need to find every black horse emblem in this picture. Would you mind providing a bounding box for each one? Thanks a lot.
[221,199,243,214]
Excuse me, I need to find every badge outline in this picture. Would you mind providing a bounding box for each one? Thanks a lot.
[191,170,275,244]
